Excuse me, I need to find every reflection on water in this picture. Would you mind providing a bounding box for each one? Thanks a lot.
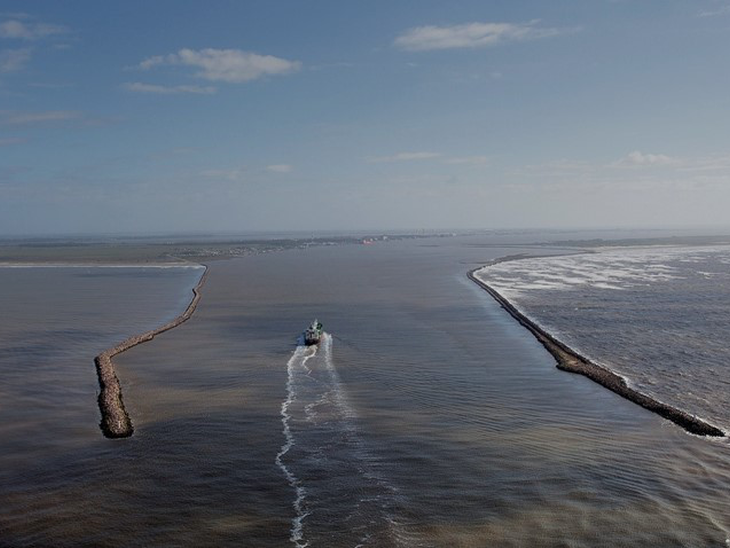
[2,238,730,547]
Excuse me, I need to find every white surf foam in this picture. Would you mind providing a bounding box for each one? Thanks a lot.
[475,245,730,294]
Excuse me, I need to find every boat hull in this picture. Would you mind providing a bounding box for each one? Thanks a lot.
[302,319,323,346]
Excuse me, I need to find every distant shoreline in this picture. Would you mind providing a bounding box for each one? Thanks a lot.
[0,262,200,267]
[0,232,446,265]
[95,264,209,438]
[468,260,725,438]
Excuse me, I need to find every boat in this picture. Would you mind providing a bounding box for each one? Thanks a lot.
[303,319,323,346]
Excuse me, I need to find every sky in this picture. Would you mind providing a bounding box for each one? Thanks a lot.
[2,0,730,236]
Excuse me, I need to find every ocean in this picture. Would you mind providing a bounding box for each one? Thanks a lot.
[1,235,729,547]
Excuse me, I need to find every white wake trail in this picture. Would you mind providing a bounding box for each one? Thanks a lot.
[320,335,419,548]
[276,344,317,548]
[277,334,419,547]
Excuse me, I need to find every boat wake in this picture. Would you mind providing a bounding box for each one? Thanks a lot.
[276,333,418,547]
[276,344,316,547]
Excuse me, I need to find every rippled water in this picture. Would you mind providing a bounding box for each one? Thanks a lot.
[278,334,410,547]
[476,245,730,432]
[2,237,730,547]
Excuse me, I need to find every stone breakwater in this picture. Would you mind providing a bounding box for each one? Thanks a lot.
[95,265,209,438]
[468,264,725,438]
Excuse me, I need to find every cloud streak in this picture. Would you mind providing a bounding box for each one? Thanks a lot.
[369,152,490,166]
[124,82,217,94]
[0,19,68,40]
[444,155,489,165]
[615,151,677,167]
[138,48,301,83]
[509,150,730,195]
[1,17,70,75]
[371,151,442,162]
[200,168,247,182]
[266,164,292,173]
[394,20,569,51]
[698,4,730,17]
[0,47,31,72]
[1,110,81,125]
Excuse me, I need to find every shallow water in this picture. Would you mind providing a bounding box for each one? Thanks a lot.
[477,245,730,433]
[2,237,730,547]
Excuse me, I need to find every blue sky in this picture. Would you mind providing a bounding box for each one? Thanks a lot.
[2,1,730,235]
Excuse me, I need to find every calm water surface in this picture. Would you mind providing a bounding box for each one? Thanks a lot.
[1,237,730,547]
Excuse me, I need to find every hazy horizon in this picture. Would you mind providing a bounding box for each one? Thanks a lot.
[3,1,730,235]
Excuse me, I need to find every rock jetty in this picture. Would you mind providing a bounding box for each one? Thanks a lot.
[468,265,725,438]
[95,265,209,438]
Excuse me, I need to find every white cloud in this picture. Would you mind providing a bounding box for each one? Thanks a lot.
[394,20,568,51]
[699,4,730,17]
[0,18,68,75]
[1,110,81,125]
[138,54,172,70]
[0,47,31,72]
[0,19,68,40]
[371,151,442,162]
[124,82,217,94]
[138,48,301,83]
[617,151,677,167]
[266,164,292,173]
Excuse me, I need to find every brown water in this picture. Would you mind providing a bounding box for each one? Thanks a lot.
[1,237,730,547]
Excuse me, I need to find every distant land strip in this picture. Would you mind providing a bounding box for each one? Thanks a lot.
[468,261,725,438]
[95,264,209,438]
